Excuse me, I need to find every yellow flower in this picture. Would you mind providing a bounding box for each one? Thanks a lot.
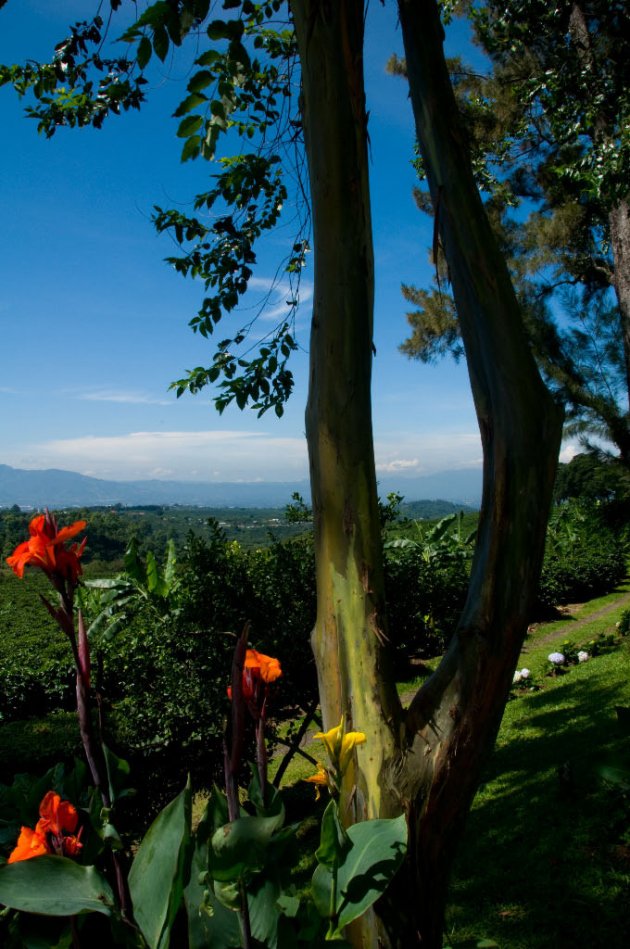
[314,717,366,773]
[339,730,367,772]
[304,764,329,800]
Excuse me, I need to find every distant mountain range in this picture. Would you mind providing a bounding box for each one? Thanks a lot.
[0,464,481,509]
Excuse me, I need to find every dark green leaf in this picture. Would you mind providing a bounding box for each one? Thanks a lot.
[188,71,214,94]
[129,785,192,949]
[102,742,132,806]
[315,801,349,868]
[137,36,153,70]
[181,136,201,162]
[152,25,169,62]
[185,829,240,949]
[0,857,114,916]
[312,815,407,928]
[174,92,208,117]
[177,115,204,138]
[210,813,285,882]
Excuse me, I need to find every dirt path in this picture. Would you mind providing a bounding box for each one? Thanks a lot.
[395,588,630,708]
[526,589,630,649]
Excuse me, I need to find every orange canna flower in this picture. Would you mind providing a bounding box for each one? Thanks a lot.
[244,649,282,685]
[36,790,79,837]
[7,791,83,864]
[228,648,282,702]
[6,512,86,584]
[7,826,49,864]
[241,648,282,702]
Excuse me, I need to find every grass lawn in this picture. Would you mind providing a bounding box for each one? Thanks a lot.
[444,587,630,948]
[267,585,630,947]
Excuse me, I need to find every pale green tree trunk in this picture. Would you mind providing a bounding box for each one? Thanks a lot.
[290,0,403,834]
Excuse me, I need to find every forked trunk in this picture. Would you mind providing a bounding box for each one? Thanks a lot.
[293,1,563,946]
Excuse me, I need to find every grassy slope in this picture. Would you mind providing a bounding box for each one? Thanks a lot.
[445,585,630,948]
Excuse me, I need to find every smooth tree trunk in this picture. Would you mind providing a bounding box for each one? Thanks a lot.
[388,2,564,944]
[292,1,563,946]
[609,197,630,465]
[290,0,403,825]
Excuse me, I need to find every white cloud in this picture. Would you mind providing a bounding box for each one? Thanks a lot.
[243,276,313,323]
[20,430,310,482]
[77,389,173,406]
[9,428,487,484]
[374,431,482,477]
[377,458,420,473]
[558,441,580,464]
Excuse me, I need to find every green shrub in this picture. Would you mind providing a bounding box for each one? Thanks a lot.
[384,549,469,664]
[537,502,626,609]
[85,525,317,799]
[0,570,76,722]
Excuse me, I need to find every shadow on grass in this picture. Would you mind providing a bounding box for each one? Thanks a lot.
[448,670,630,949]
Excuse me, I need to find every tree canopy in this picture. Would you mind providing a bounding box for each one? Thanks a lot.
[395,0,630,466]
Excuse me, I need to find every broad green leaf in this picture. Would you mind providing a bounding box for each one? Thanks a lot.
[210,813,285,883]
[185,833,241,949]
[188,70,214,94]
[0,857,114,916]
[163,539,177,592]
[196,50,220,67]
[248,876,280,949]
[213,879,242,912]
[152,24,169,62]
[177,115,204,139]
[174,92,208,117]
[312,815,407,929]
[145,551,160,595]
[129,785,192,949]
[181,136,201,162]
[137,36,152,70]
[315,800,349,868]
[102,742,132,805]
[247,769,284,820]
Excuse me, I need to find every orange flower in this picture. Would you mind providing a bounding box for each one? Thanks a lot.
[227,649,282,703]
[7,826,48,864]
[244,649,281,685]
[304,764,330,801]
[7,791,83,864]
[36,790,79,837]
[6,512,87,584]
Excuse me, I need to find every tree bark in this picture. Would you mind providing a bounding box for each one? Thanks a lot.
[390,1,565,944]
[291,1,563,946]
[609,197,630,459]
[290,0,402,830]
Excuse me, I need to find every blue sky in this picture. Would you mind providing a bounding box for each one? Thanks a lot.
[0,1,546,486]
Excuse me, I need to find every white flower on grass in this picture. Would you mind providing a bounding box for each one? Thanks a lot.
[577,650,590,662]
[513,670,522,684]
[519,668,530,679]
[548,652,565,665]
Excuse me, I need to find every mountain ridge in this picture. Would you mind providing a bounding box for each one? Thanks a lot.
[0,463,481,509]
